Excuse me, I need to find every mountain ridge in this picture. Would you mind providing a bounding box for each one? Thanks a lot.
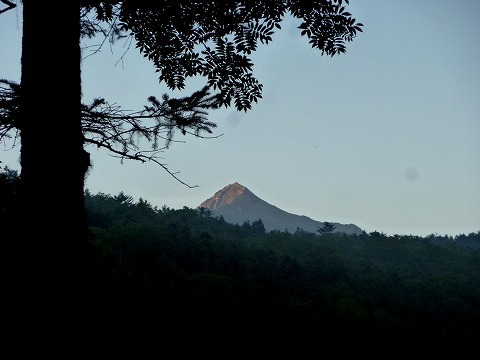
[199,182,362,235]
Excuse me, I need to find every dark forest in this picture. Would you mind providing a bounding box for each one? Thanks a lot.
[2,167,479,340]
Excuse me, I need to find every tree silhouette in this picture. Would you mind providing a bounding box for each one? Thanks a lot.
[252,218,266,236]
[1,0,362,339]
[0,80,222,186]
[318,221,336,234]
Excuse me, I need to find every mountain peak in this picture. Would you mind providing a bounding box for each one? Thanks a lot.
[200,182,252,209]
[199,183,363,235]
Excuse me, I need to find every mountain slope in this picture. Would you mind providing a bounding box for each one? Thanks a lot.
[199,182,362,235]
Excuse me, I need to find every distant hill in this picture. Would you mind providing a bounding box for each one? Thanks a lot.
[199,182,363,235]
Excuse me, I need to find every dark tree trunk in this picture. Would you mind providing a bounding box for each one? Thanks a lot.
[12,1,92,340]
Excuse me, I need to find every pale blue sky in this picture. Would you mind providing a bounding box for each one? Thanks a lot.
[1,1,479,237]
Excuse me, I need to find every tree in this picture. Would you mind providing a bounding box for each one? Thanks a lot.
[197,206,213,218]
[1,0,362,338]
[251,218,266,236]
[318,221,336,235]
[0,164,18,224]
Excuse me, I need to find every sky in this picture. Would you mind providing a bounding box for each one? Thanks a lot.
[1,1,479,237]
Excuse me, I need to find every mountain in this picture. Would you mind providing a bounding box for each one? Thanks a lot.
[199,182,363,235]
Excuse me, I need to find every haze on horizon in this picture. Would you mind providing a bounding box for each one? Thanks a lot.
[1,1,479,237]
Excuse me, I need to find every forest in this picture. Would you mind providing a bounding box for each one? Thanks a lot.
[2,166,479,339]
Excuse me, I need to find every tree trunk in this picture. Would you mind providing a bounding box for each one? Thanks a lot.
[12,0,91,340]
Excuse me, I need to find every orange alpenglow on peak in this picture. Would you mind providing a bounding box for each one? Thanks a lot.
[203,182,249,208]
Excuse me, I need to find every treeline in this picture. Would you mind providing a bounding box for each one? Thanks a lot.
[83,189,480,338]
[2,167,480,338]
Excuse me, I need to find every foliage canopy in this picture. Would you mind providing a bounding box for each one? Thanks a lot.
[2,1,363,185]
